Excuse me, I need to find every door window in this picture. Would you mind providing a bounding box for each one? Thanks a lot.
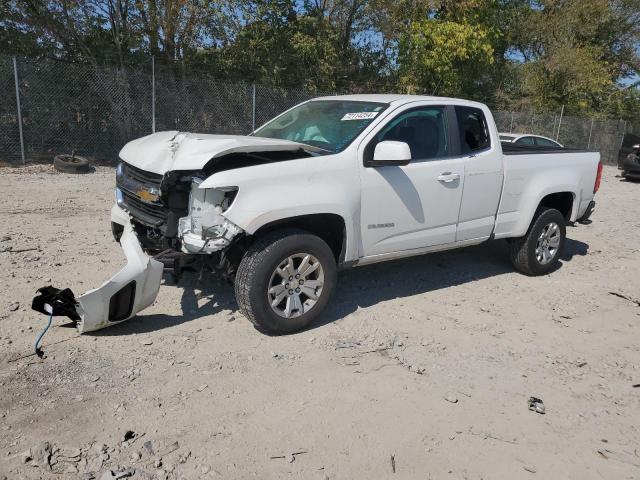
[455,106,491,153]
[371,107,449,161]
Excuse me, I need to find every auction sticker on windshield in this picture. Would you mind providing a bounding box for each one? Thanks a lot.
[341,112,379,121]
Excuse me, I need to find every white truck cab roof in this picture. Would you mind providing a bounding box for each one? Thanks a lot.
[311,94,487,108]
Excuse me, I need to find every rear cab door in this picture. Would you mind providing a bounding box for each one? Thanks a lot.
[454,104,504,241]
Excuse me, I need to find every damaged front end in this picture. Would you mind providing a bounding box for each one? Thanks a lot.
[176,178,242,254]
[33,162,245,333]
[114,162,242,256]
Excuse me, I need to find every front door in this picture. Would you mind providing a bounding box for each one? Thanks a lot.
[359,105,465,257]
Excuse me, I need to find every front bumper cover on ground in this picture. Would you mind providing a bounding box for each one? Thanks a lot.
[32,221,163,333]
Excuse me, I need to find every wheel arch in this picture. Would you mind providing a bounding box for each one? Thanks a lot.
[506,188,577,238]
[537,191,575,221]
[252,213,348,264]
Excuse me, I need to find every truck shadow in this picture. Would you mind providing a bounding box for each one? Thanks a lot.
[89,275,236,336]
[313,237,588,331]
[92,237,588,336]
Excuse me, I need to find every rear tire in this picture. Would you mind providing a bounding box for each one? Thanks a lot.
[235,228,337,334]
[509,208,566,276]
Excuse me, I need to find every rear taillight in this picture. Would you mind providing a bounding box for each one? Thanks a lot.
[594,162,603,194]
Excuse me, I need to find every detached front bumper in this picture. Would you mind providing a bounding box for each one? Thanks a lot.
[32,220,163,333]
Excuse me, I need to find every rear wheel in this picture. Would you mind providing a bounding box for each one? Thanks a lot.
[509,208,566,276]
[235,229,337,334]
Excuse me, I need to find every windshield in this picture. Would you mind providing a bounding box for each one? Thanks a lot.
[253,100,387,153]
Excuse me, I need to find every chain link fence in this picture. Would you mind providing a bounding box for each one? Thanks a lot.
[0,55,322,165]
[492,110,634,165]
[1,54,635,166]
[0,56,22,163]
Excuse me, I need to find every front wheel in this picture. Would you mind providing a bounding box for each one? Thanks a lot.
[509,208,566,276]
[235,229,337,334]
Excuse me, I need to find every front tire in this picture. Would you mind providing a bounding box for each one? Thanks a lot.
[509,208,566,276]
[235,229,337,334]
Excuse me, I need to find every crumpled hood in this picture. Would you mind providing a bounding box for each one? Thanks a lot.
[119,131,319,175]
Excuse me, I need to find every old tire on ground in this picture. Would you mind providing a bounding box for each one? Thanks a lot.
[509,208,566,276]
[235,228,337,334]
[53,154,91,173]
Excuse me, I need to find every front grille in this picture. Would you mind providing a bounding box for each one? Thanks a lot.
[121,190,167,226]
[125,163,163,185]
[118,163,167,226]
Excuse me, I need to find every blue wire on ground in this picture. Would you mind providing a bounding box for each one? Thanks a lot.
[35,308,53,357]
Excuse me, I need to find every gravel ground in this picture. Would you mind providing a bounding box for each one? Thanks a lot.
[0,164,639,480]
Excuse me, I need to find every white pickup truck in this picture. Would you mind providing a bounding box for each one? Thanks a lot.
[33,95,602,334]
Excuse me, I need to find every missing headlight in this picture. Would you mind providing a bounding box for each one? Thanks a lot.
[183,178,225,237]
[177,179,242,254]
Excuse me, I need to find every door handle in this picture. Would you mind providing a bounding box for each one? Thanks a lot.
[437,172,460,183]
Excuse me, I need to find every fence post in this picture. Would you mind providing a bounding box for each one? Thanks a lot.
[509,112,514,133]
[555,104,564,141]
[151,55,156,133]
[251,82,256,131]
[12,56,25,164]
[619,120,627,149]
[587,118,594,149]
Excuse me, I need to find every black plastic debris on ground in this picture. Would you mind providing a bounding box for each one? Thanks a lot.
[528,397,546,414]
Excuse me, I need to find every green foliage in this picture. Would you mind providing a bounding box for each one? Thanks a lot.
[398,19,495,96]
[498,0,640,116]
[219,10,344,90]
[1,0,638,119]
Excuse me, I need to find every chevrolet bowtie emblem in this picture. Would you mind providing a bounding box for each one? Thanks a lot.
[136,188,160,203]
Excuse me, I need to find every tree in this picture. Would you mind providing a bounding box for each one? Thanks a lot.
[219,8,343,90]
[394,1,504,97]
[503,0,640,116]
[0,0,637,119]
[218,0,370,90]
[3,0,230,68]
[398,19,495,95]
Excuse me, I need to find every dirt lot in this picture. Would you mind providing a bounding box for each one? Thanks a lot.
[0,164,639,480]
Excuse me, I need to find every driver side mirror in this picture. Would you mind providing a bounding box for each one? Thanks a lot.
[369,141,412,167]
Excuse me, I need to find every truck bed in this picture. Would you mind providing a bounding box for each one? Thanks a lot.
[493,145,600,239]
[501,142,593,156]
